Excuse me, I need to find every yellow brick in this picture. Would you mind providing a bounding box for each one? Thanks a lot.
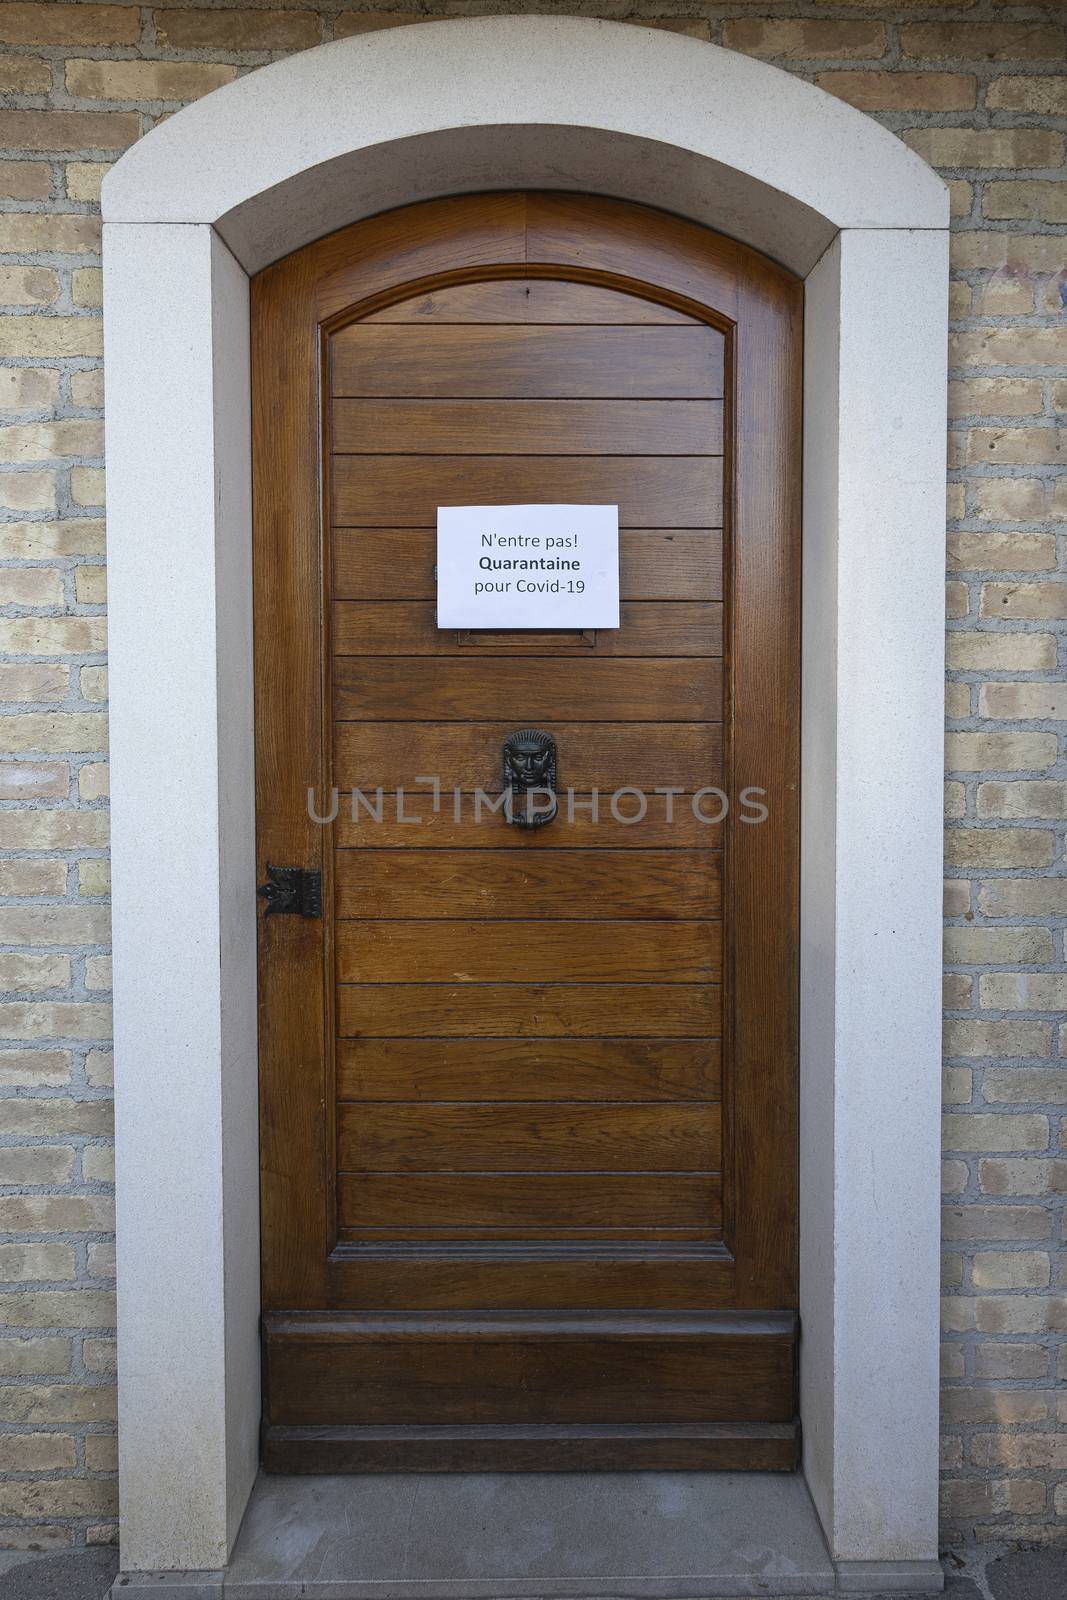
[0,1145,75,1185]
[946,180,972,221]
[0,616,106,655]
[0,1244,75,1282]
[973,278,1035,316]
[987,75,1067,114]
[0,419,102,462]
[904,128,1064,169]
[980,1159,1067,1197]
[977,1297,1067,1335]
[0,317,102,359]
[70,465,104,507]
[943,828,1053,869]
[155,6,321,50]
[0,367,59,414]
[82,1337,115,1372]
[901,24,1064,62]
[74,565,105,605]
[0,1099,111,1136]
[952,326,1067,370]
[78,859,110,897]
[0,4,139,47]
[0,713,108,754]
[0,1001,111,1040]
[0,518,104,559]
[0,1478,117,1519]
[85,1048,112,1088]
[0,1049,70,1088]
[945,927,1054,963]
[982,879,1067,918]
[85,1433,117,1471]
[948,531,1055,570]
[82,1144,113,1183]
[942,1112,1048,1150]
[951,234,1067,274]
[973,1251,1050,1290]
[945,731,1057,771]
[723,19,885,58]
[981,976,1067,1013]
[0,50,48,91]
[0,761,67,799]
[0,859,67,895]
[943,1064,971,1104]
[0,570,64,607]
[974,479,1060,522]
[334,12,425,42]
[70,370,103,410]
[815,71,975,111]
[0,904,108,943]
[943,1203,1051,1241]
[72,268,102,309]
[0,267,59,308]
[949,378,1043,419]
[0,1382,114,1426]
[65,59,237,103]
[80,666,107,703]
[979,682,1067,719]
[0,1337,70,1376]
[944,878,971,917]
[65,161,110,203]
[78,761,108,802]
[978,781,1067,820]
[0,1195,110,1231]
[0,1433,76,1471]
[945,779,966,818]
[0,109,139,152]
[0,953,70,992]
[945,682,969,719]
[981,582,1067,621]
[0,470,55,513]
[948,281,971,321]
[0,159,50,201]
[945,1020,1051,1058]
[946,579,969,619]
[0,811,108,849]
[85,954,111,993]
[946,482,965,520]
[983,182,1067,225]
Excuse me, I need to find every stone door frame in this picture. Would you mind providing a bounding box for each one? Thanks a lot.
[101,17,949,1586]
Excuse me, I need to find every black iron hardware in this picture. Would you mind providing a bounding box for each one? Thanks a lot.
[502,729,558,829]
[257,864,322,917]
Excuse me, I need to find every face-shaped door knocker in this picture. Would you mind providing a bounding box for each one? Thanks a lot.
[502,729,558,829]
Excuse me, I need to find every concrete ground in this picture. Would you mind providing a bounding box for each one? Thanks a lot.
[0,1545,1064,1599]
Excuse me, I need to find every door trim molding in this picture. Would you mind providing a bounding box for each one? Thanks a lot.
[102,16,948,1581]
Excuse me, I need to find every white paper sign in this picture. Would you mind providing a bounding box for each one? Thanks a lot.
[436,504,620,629]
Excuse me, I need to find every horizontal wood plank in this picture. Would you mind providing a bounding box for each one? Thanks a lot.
[331,455,721,528]
[335,850,719,920]
[333,658,721,722]
[336,920,720,983]
[333,793,723,849]
[333,722,722,792]
[338,1173,721,1233]
[337,1038,722,1102]
[332,529,723,602]
[332,601,721,657]
[360,280,700,324]
[338,1102,721,1173]
[332,399,723,456]
[337,984,721,1038]
[331,325,724,399]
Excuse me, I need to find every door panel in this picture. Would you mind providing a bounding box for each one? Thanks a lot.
[254,193,800,1472]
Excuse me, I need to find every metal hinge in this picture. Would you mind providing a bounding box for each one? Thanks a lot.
[256,864,322,918]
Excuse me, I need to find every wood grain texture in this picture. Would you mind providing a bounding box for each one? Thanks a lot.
[336,920,719,983]
[337,983,721,1039]
[330,454,722,527]
[332,529,723,602]
[333,721,722,792]
[331,325,724,399]
[333,793,723,849]
[338,1172,722,1234]
[334,658,721,722]
[337,1038,722,1102]
[338,1102,721,1173]
[332,601,722,657]
[255,193,799,1464]
[335,850,720,920]
[332,399,723,455]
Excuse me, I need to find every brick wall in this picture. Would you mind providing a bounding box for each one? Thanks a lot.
[0,0,1061,1557]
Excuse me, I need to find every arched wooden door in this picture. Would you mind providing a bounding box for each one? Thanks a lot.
[253,194,801,1472]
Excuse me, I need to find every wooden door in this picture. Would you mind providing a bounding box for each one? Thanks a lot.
[254,194,801,1472]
